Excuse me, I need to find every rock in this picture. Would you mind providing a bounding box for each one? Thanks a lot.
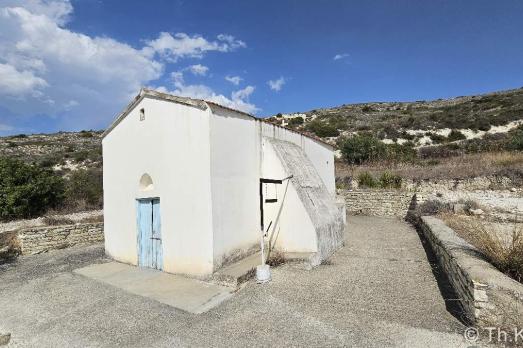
[453,203,466,214]
[0,333,11,346]
[470,208,484,216]
[511,187,517,192]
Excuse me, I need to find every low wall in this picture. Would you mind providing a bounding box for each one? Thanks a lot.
[415,215,523,327]
[18,222,104,255]
[341,190,415,217]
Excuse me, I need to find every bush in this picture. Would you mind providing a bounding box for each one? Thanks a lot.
[306,119,339,137]
[43,216,75,226]
[287,117,304,127]
[427,132,446,144]
[357,171,378,188]
[416,200,451,215]
[0,157,65,220]
[339,135,386,165]
[379,171,402,189]
[384,143,417,163]
[79,130,94,138]
[447,129,466,142]
[507,129,523,151]
[340,135,417,165]
[64,168,103,210]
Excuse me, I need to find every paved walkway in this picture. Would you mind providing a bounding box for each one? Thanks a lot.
[0,216,474,347]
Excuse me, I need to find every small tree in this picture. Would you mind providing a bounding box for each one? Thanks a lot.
[305,119,339,137]
[0,157,65,220]
[339,135,386,165]
[65,168,103,210]
[507,129,523,151]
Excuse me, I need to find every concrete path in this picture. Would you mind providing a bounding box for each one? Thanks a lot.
[0,216,475,347]
[74,262,234,314]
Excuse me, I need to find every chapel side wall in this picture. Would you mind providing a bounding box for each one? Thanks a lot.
[209,108,261,269]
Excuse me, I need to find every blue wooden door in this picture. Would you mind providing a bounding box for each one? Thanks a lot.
[137,198,163,270]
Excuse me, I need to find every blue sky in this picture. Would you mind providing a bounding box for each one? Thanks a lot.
[1,0,523,135]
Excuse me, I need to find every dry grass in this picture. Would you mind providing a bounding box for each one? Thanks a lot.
[266,250,286,267]
[0,231,21,261]
[336,151,523,182]
[42,216,75,226]
[442,214,523,283]
[78,215,103,223]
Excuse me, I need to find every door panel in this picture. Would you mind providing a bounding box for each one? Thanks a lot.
[137,199,163,270]
[151,199,163,270]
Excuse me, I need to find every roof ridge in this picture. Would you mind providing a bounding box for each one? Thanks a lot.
[103,88,335,149]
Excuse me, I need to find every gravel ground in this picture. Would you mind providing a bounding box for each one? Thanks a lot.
[0,216,478,347]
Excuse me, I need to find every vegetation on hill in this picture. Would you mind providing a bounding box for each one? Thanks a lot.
[0,157,65,220]
[0,130,104,220]
[268,87,523,139]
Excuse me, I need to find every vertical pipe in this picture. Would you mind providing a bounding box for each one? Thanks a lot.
[259,180,265,264]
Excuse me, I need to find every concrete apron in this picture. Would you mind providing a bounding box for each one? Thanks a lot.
[74,262,234,314]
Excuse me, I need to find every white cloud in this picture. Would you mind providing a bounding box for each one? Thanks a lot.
[0,0,247,131]
[333,53,349,60]
[3,0,72,25]
[267,77,286,92]
[187,64,209,76]
[159,70,258,114]
[144,32,245,62]
[0,123,14,132]
[0,62,48,96]
[225,75,242,85]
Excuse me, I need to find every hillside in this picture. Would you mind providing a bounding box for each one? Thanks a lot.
[0,130,102,173]
[267,87,523,148]
[0,87,521,181]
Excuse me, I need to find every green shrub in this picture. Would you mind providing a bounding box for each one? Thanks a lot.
[306,119,339,137]
[427,132,446,144]
[357,171,378,188]
[340,135,416,164]
[288,117,304,127]
[339,135,386,165]
[0,157,65,220]
[447,129,466,142]
[416,200,451,215]
[79,130,93,138]
[64,168,103,210]
[73,151,88,162]
[379,171,402,189]
[507,129,523,151]
[384,143,417,163]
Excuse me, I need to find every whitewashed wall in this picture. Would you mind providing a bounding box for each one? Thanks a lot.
[103,97,215,277]
[209,107,261,269]
[104,97,336,277]
[260,122,335,194]
[207,106,330,263]
[261,139,318,253]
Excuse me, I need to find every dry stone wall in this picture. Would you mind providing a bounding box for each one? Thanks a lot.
[18,222,104,255]
[415,215,523,327]
[341,190,415,217]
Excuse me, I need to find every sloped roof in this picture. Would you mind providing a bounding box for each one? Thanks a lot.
[102,88,334,149]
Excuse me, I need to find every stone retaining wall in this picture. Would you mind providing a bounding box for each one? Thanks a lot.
[415,215,523,327]
[341,190,415,217]
[18,222,104,255]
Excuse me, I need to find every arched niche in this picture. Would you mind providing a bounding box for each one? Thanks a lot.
[139,173,154,191]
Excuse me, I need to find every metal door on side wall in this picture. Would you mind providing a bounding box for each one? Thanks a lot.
[137,198,163,270]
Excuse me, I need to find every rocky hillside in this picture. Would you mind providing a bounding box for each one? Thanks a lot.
[0,130,102,174]
[1,87,522,173]
[267,87,523,147]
